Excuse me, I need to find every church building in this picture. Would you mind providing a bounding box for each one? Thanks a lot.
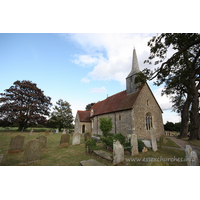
[74,49,164,139]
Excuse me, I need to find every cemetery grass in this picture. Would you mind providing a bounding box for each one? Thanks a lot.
[0,131,187,166]
[181,138,200,147]
[157,138,180,148]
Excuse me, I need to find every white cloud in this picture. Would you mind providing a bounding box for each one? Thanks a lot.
[88,86,107,94]
[81,77,90,83]
[68,33,155,85]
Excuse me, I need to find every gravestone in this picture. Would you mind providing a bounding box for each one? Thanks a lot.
[141,139,151,148]
[80,159,106,166]
[8,135,25,153]
[45,130,49,135]
[56,129,59,134]
[22,139,43,164]
[30,128,34,135]
[21,128,24,133]
[93,150,112,161]
[53,130,55,135]
[190,151,199,166]
[185,145,192,166]
[72,133,81,145]
[113,140,124,165]
[84,132,91,142]
[36,136,47,149]
[150,128,157,151]
[131,134,138,156]
[62,129,66,135]
[91,136,100,143]
[59,133,70,148]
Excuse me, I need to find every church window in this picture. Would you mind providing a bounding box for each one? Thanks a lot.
[146,113,153,130]
[147,100,149,106]
[119,115,121,121]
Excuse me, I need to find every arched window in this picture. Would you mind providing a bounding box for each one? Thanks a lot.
[119,115,121,121]
[146,113,153,130]
[82,125,85,133]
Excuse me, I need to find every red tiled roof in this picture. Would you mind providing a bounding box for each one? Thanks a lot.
[78,110,90,122]
[91,89,142,117]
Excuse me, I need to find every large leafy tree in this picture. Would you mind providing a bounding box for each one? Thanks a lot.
[48,99,73,131]
[135,33,200,140]
[0,80,52,130]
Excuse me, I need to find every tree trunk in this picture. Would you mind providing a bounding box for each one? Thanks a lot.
[189,84,199,140]
[179,94,192,138]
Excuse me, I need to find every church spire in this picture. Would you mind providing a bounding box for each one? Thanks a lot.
[126,48,140,78]
[126,48,140,95]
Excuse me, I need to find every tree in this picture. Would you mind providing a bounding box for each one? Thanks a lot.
[85,103,95,111]
[0,80,52,130]
[135,33,200,140]
[99,117,113,137]
[48,99,73,131]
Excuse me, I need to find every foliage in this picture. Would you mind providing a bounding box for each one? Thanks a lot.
[99,117,113,137]
[135,33,200,140]
[0,80,52,130]
[124,141,131,152]
[47,99,73,131]
[85,103,95,111]
[85,138,96,153]
[164,121,182,132]
[138,140,146,152]
[101,133,126,149]
[84,131,91,142]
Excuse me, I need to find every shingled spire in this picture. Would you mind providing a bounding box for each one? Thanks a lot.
[126,48,140,95]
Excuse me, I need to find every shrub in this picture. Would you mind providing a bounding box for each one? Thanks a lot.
[85,138,96,153]
[124,141,131,152]
[101,136,114,148]
[99,117,112,137]
[84,131,92,142]
[114,133,125,146]
[138,140,146,152]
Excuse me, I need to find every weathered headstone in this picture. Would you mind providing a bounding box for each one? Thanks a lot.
[62,129,66,135]
[150,128,157,151]
[59,133,70,148]
[21,128,24,133]
[45,130,49,135]
[113,140,124,165]
[131,134,138,156]
[22,139,43,164]
[84,132,91,142]
[8,135,25,153]
[185,145,192,166]
[56,129,59,134]
[190,151,199,166]
[141,139,151,148]
[30,128,34,135]
[53,129,55,134]
[72,133,81,145]
[36,136,47,149]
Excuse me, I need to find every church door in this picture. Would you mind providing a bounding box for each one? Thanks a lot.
[82,125,85,133]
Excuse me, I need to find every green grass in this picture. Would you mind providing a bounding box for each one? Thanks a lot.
[163,138,180,148]
[0,131,187,166]
[181,138,200,147]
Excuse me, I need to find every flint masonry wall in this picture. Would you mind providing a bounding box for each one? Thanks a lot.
[132,83,165,139]
[91,109,132,136]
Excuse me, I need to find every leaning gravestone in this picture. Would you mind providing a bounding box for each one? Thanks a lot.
[8,135,25,153]
[36,136,47,150]
[22,139,43,164]
[56,129,59,134]
[131,134,138,156]
[84,132,91,142]
[45,130,49,135]
[62,129,66,135]
[113,140,124,165]
[59,133,70,148]
[72,133,81,145]
[185,145,192,166]
[150,128,157,151]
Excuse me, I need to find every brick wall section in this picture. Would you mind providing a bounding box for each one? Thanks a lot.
[133,83,164,139]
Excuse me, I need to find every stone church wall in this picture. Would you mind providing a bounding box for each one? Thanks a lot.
[133,83,165,139]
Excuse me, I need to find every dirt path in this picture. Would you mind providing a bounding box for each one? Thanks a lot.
[166,136,200,161]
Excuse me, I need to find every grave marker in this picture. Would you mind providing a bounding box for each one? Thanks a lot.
[131,134,138,156]
[45,130,49,135]
[22,139,43,164]
[113,140,124,165]
[150,128,157,151]
[8,135,25,153]
[36,136,47,149]
[59,133,70,148]
[72,133,81,145]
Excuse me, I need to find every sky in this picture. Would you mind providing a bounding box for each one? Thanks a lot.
[0,33,181,124]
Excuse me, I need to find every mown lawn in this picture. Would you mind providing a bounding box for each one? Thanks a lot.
[181,137,200,147]
[0,131,187,166]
